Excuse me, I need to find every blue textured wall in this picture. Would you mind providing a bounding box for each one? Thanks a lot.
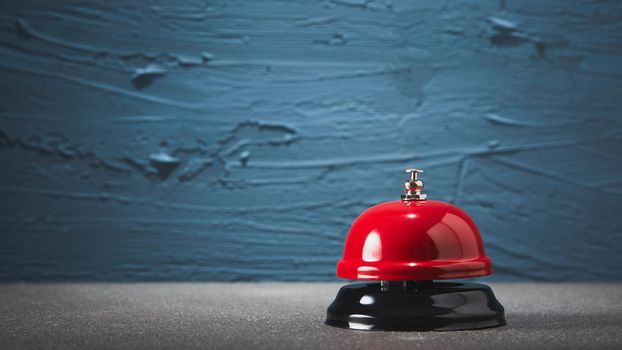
[1,0,621,281]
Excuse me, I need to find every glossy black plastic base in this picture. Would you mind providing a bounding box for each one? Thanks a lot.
[326,281,505,331]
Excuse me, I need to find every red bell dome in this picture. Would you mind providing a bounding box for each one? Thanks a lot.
[336,169,492,281]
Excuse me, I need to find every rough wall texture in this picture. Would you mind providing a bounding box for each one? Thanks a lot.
[0,0,621,281]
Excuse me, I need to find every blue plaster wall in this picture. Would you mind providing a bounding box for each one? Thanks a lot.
[0,0,621,281]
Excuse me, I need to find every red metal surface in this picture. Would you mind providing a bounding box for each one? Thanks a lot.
[337,200,493,281]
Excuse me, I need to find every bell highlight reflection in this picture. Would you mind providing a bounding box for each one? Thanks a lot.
[361,231,382,262]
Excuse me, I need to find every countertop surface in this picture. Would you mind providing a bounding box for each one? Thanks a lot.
[1,283,621,349]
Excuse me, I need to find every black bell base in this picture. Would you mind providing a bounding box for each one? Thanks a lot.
[326,281,505,331]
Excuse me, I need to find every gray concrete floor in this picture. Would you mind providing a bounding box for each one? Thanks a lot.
[0,283,621,349]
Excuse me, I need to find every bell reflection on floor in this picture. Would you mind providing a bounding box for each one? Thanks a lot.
[325,169,506,331]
